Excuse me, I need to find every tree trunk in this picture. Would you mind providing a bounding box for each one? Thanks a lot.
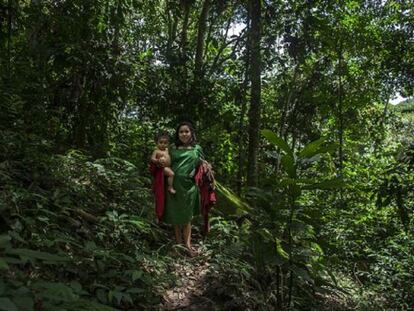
[246,0,261,188]
[337,40,344,203]
[192,0,211,115]
[178,0,192,111]
[236,23,250,195]
[7,0,13,81]
[194,0,210,82]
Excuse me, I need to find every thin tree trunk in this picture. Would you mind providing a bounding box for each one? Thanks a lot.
[179,0,191,62]
[338,42,343,175]
[194,0,210,82]
[338,41,344,203]
[178,0,192,110]
[192,0,211,115]
[276,265,281,308]
[236,25,250,195]
[246,0,261,188]
[7,0,12,81]
[236,82,248,194]
[287,192,295,310]
[166,1,178,56]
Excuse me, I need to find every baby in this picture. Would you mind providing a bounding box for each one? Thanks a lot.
[151,132,176,194]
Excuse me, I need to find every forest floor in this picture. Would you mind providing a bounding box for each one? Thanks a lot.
[160,244,218,310]
[158,244,367,311]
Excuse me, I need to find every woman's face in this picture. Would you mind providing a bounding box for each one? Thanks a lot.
[178,125,191,145]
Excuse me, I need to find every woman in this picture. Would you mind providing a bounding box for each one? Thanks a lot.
[160,121,203,254]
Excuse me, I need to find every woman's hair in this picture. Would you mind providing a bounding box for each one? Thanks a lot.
[175,121,197,147]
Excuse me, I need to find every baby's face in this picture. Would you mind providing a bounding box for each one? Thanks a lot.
[157,138,169,150]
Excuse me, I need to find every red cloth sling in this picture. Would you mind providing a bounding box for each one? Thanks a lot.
[194,160,217,235]
[149,162,165,220]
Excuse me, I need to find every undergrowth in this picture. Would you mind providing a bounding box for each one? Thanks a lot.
[0,149,173,310]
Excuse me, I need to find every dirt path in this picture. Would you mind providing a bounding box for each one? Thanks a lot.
[161,246,216,310]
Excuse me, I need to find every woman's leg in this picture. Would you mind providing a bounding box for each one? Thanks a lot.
[183,223,192,249]
[174,225,182,244]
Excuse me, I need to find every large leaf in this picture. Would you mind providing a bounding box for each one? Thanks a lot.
[216,181,251,214]
[281,154,296,178]
[298,137,327,158]
[261,129,293,157]
[313,142,338,155]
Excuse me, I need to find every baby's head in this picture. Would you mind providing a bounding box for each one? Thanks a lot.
[156,132,170,151]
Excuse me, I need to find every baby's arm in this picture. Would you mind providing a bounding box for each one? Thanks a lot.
[151,150,160,165]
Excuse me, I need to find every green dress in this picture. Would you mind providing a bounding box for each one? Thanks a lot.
[162,145,203,225]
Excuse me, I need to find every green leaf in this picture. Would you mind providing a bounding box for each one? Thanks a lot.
[298,137,327,158]
[34,281,78,302]
[289,184,302,198]
[126,288,145,294]
[113,291,124,304]
[5,249,71,263]
[316,142,338,154]
[132,270,143,282]
[302,177,344,190]
[275,239,289,260]
[61,299,117,311]
[2,257,23,264]
[0,298,18,311]
[216,181,252,214]
[327,269,338,287]
[0,235,11,248]
[311,242,324,255]
[280,178,296,187]
[291,266,313,282]
[281,154,296,178]
[300,154,321,164]
[261,129,293,157]
[96,289,107,303]
[257,228,273,241]
[0,258,9,270]
[13,297,34,311]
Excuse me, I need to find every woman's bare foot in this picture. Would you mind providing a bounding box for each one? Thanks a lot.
[168,187,176,194]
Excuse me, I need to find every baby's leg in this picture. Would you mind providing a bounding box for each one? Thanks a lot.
[164,167,176,194]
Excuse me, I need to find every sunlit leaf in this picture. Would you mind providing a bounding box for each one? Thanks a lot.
[216,181,252,214]
[275,239,289,260]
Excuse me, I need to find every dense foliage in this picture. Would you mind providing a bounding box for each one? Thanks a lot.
[1,0,413,310]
